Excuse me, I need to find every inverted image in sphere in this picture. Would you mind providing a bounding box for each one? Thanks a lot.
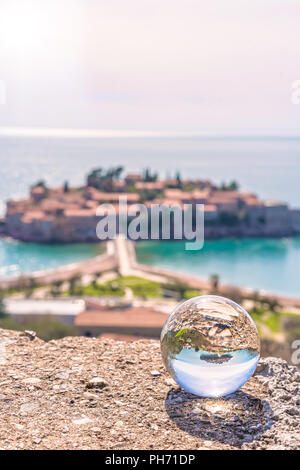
[160,295,260,398]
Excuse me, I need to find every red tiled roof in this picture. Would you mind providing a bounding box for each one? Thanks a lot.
[210,191,240,200]
[6,200,31,214]
[21,210,46,218]
[164,189,192,200]
[64,209,97,217]
[209,196,239,205]
[125,173,142,180]
[144,199,184,209]
[75,307,167,328]
[84,200,99,208]
[40,199,65,211]
[163,179,178,185]
[31,186,45,194]
[86,190,140,203]
[56,193,85,204]
[135,181,164,190]
[192,189,211,199]
[113,180,126,189]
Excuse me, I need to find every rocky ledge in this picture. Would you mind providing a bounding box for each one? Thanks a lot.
[0,328,299,450]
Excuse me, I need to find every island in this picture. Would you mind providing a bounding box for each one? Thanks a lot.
[2,166,300,242]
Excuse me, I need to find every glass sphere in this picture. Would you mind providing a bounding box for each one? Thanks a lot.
[161,295,260,398]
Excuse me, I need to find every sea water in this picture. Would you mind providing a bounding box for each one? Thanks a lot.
[169,347,259,397]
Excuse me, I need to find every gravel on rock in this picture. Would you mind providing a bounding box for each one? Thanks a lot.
[0,328,299,450]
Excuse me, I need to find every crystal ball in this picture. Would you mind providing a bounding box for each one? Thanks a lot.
[161,295,260,398]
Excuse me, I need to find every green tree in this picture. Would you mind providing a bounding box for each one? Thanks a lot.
[143,168,158,182]
[266,297,281,313]
[31,180,48,198]
[175,171,182,188]
[69,275,81,296]
[24,277,37,299]
[162,280,190,300]
[31,180,47,190]
[87,166,124,191]
[0,296,7,319]
[210,274,220,291]
[50,280,63,298]
[229,180,239,191]
[24,316,78,341]
[220,180,239,191]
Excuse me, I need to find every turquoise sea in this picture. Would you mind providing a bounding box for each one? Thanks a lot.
[136,238,300,297]
[1,136,300,295]
[169,347,259,397]
[0,238,102,278]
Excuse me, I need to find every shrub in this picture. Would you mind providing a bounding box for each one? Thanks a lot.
[115,276,162,298]
[0,315,78,342]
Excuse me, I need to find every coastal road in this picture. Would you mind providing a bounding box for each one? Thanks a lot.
[0,242,117,290]
[1,235,300,312]
[113,235,168,283]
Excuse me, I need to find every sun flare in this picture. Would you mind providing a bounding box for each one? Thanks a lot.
[0,1,47,54]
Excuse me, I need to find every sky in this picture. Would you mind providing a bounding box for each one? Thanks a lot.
[0,0,300,136]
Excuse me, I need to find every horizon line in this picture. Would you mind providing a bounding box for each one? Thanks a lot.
[0,126,300,140]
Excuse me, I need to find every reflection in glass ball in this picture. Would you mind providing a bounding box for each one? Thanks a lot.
[161,295,260,398]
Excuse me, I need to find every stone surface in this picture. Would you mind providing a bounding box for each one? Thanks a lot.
[86,377,109,389]
[0,328,299,450]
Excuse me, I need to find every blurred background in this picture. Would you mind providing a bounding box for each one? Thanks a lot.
[0,0,300,364]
